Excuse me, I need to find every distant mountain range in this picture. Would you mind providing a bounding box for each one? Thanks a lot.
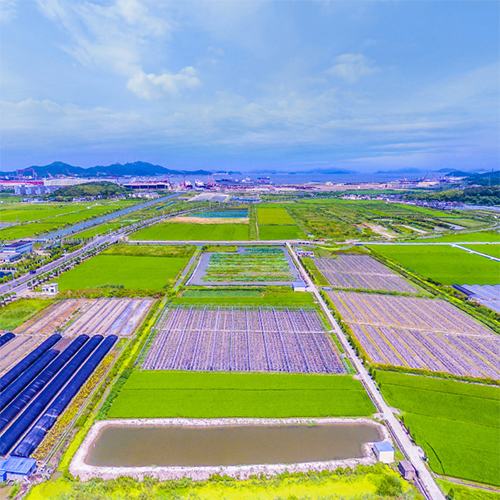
[446,170,500,186]
[0,161,240,178]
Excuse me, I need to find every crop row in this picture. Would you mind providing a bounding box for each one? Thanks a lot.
[313,255,417,293]
[143,306,344,374]
[328,290,492,336]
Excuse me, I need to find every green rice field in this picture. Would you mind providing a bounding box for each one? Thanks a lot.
[0,299,53,331]
[108,371,375,419]
[131,223,249,241]
[257,206,297,225]
[463,244,500,259]
[56,254,189,290]
[375,371,500,486]
[414,231,500,243]
[172,291,314,306]
[259,225,306,240]
[371,245,500,285]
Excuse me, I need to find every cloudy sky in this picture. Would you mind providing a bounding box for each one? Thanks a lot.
[0,0,498,172]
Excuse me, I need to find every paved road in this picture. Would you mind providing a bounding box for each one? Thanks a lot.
[286,242,446,500]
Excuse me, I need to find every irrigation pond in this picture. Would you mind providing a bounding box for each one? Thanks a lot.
[72,418,387,481]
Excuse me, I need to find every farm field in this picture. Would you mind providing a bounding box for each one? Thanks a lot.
[0,201,139,240]
[312,254,418,293]
[257,206,297,224]
[412,231,500,243]
[328,291,499,379]
[0,299,53,331]
[200,247,294,283]
[259,224,306,240]
[56,254,188,290]
[75,221,124,239]
[370,245,500,285]
[375,371,500,486]
[463,244,500,258]
[172,291,315,306]
[143,306,344,374]
[108,371,375,418]
[131,222,249,241]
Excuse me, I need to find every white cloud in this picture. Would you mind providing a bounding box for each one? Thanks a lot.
[35,0,200,99]
[127,67,200,99]
[327,53,380,83]
[0,0,17,23]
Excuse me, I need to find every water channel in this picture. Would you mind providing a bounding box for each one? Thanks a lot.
[86,423,382,467]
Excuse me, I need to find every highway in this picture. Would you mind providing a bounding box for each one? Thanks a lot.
[286,242,446,500]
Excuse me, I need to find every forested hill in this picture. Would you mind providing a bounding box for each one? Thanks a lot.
[51,182,130,199]
[405,186,500,206]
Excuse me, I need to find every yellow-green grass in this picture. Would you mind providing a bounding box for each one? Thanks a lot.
[0,299,54,330]
[131,223,249,241]
[55,254,189,290]
[26,465,415,500]
[375,371,500,486]
[413,231,500,243]
[463,244,500,259]
[257,206,296,225]
[171,291,314,306]
[108,371,375,419]
[259,225,306,240]
[370,245,500,285]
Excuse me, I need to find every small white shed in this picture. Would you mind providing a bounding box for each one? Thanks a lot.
[373,441,395,464]
[42,283,59,295]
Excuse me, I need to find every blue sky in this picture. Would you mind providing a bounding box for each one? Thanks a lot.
[0,0,498,172]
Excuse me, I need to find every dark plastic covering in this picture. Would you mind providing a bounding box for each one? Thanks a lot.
[0,333,15,348]
[0,349,59,410]
[0,334,61,392]
[13,335,118,457]
[0,336,102,456]
[0,335,89,433]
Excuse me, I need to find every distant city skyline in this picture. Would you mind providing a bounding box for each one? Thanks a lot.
[1,0,498,172]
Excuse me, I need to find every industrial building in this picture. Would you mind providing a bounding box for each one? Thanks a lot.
[2,241,33,255]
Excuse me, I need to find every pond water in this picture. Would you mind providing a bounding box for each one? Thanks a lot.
[86,423,382,467]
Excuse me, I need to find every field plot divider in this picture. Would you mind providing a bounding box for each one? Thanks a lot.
[245,308,251,371]
[300,309,330,373]
[208,307,220,371]
[287,307,311,373]
[272,308,291,372]
[189,307,207,371]
[169,307,193,370]
[258,307,271,371]
[136,305,171,368]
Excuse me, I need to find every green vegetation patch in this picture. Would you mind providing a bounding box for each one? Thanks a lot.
[257,206,297,225]
[259,225,306,240]
[171,291,314,306]
[0,299,53,330]
[437,479,500,500]
[103,243,194,258]
[182,289,262,298]
[131,223,249,241]
[415,231,500,243]
[56,254,189,291]
[463,244,500,259]
[109,371,375,418]
[371,245,500,285]
[375,371,500,486]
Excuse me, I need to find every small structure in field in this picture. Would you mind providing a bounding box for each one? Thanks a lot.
[42,283,59,295]
[292,280,307,292]
[398,460,417,480]
[373,441,394,464]
[0,457,37,481]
